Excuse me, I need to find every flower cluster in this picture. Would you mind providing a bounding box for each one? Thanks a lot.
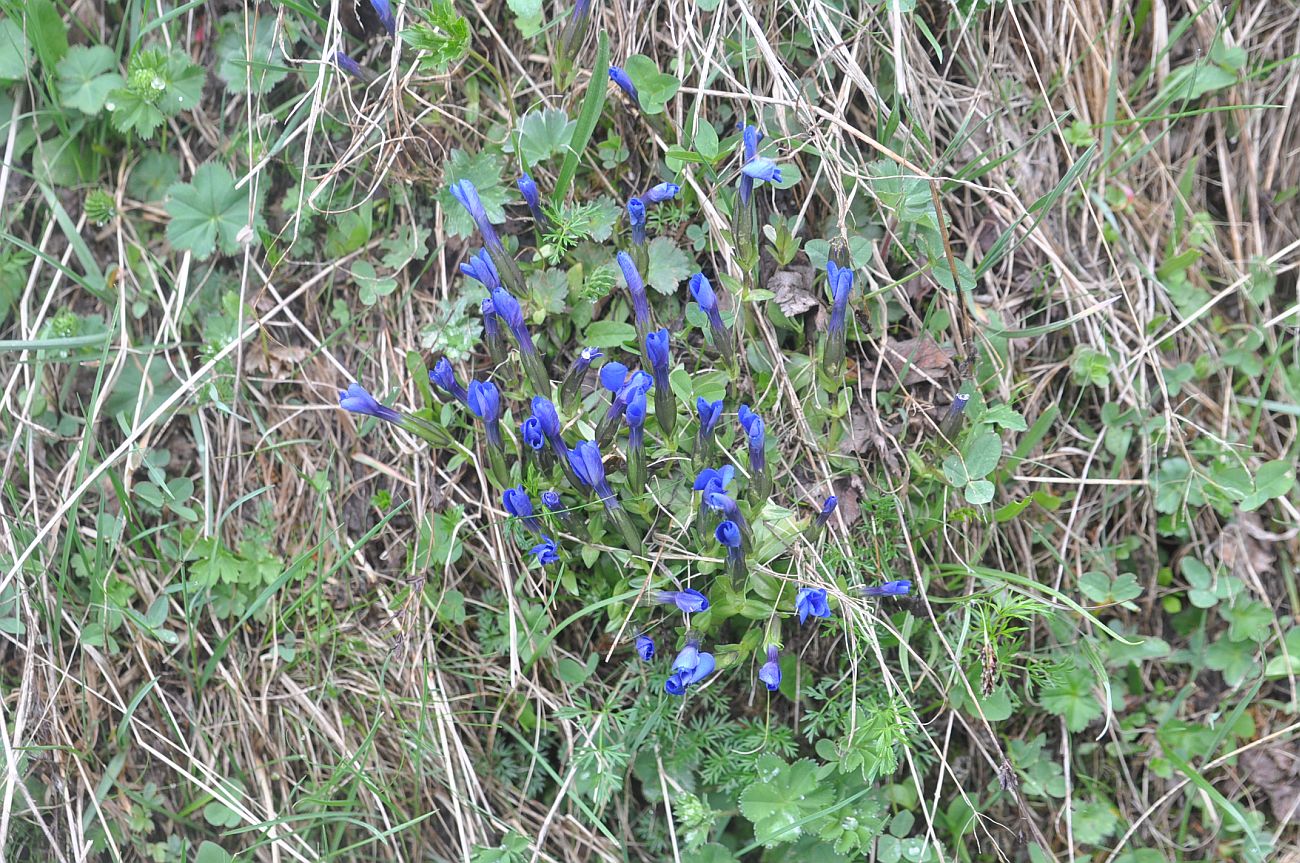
[335,107,916,698]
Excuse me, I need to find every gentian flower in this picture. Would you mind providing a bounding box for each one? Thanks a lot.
[738,405,769,507]
[569,441,643,553]
[689,273,732,355]
[450,180,501,253]
[715,519,747,586]
[339,383,403,424]
[824,259,854,373]
[635,634,655,661]
[672,638,701,673]
[556,0,592,83]
[559,346,602,412]
[653,589,710,614]
[806,494,837,541]
[532,395,583,489]
[480,297,508,367]
[625,387,648,493]
[737,124,763,208]
[666,651,716,694]
[645,182,680,204]
[521,416,545,451]
[627,197,647,246]
[741,157,783,185]
[541,489,587,539]
[429,358,469,405]
[595,364,651,447]
[503,487,542,533]
[541,489,563,512]
[490,287,549,393]
[693,465,735,495]
[860,580,913,597]
[529,536,560,566]
[940,392,971,438]
[692,397,724,471]
[467,380,503,446]
[758,646,781,691]
[608,65,640,109]
[617,251,653,347]
[334,52,369,81]
[369,0,395,35]
[796,587,833,625]
[644,328,675,436]
[460,250,501,291]
[517,173,550,231]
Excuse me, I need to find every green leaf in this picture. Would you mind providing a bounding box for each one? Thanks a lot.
[516,107,575,167]
[57,45,124,115]
[554,33,608,203]
[505,0,543,34]
[622,54,680,115]
[439,149,511,238]
[693,119,719,160]
[738,759,835,846]
[1070,800,1119,845]
[353,261,397,306]
[583,320,637,348]
[165,163,252,260]
[25,0,69,68]
[194,841,233,863]
[528,268,568,316]
[1205,638,1258,686]
[645,236,691,295]
[402,0,470,72]
[982,404,1027,431]
[963,479,995,505]
[962,432,1002,479]
[0,19,33,82]
[216,13,289,95]
[1240,460,1294,511]
[1222,600,1272,643]
[108,48,204,138]
[1039,662,1103,732]
[1160,61,1238,102]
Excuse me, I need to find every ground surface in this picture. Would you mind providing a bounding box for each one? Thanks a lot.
[2,0,1299,861]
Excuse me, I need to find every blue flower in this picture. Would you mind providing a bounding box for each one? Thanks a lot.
[645,182,680,203]
[814,494,838,529]
[645,328,670,387]
[531,396,571,461]
[334,52,366,80]
[429,358,469,404]
[741,157,782,185]
[654,589,710,613]
[460,250,501,290]
[530,536,560,566]
[481,297,501,340]
[541,490,563,511]
[827,260,854,336]
[689,273,719,314]
[626,388,648,431]
[696,398,723,434]
[635,634,655,661]
[449,179,501,250]
[339,383,402,424]
[517,173,549,228]
[580,346,602,364]
[369,0,395,35]
[568,440,611,494]
[489,288,525,336]
[608,65,640,108]
[715,520,742,549]
[521,416,545,450]
[617,251,651,334]
[666,651,715,694]
[758,646,781,691]
[738,406,766,474]
[467,380,501,423]
[737,404,760,436]
[672,639,701,673]
[599,361,629,393]
[693,465,736,494]
[861,580,912,597]
[796,587,833,625]
[503,487,542,533]
[627,196,647,246]
[738,124,763,207]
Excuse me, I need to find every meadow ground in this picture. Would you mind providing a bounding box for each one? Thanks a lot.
[1,0,1299,861]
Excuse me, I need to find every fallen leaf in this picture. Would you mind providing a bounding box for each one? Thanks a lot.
[1241,747,1300,824]
[770,269,818,317]
[880,336,955,386]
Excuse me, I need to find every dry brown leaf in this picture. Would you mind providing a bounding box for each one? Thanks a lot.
[1241,748,1300,825]
[770,269,819,317]
[880,336,956,386]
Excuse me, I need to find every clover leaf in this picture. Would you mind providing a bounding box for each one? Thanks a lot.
[622,54,680,115]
